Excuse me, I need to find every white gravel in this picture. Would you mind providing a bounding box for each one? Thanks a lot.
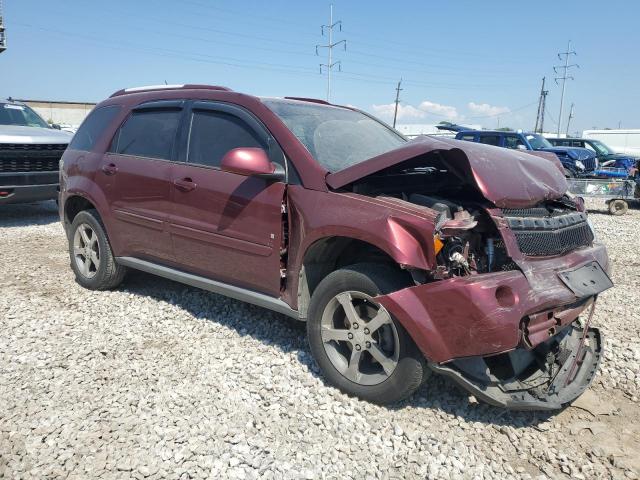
[0,199,639,479]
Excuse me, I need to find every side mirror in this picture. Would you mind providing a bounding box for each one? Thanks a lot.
[51,123,61,130]
[220,148,284,181]
[516,144,527,151]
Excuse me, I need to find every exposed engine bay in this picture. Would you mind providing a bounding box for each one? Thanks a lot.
[346,150,589,280]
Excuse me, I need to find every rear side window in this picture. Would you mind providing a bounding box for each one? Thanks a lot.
[113,109,181,160]
[69,105,121,151]
[479,135,500,146]
[187,110,263,168]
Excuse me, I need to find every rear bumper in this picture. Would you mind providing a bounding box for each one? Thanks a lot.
[0,183,59,205]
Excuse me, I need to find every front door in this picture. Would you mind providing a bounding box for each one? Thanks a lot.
[168,101,286,296]
[104,101,184,262]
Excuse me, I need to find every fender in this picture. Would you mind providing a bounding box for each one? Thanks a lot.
[282,185,437,310]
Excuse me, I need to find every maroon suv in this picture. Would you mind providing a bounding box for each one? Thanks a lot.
[60,85,612,410]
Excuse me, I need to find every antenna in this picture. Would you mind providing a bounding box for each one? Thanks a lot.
[392,79,403,128]
[316,4,346,102]
[534,77,548,133]
[0,0,7,54]
[554,40,579,137]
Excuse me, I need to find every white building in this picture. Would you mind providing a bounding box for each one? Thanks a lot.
[17,99,96,129]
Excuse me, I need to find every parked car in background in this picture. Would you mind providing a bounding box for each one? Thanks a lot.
[455,129,598,177]
[548,137,637,172]
[583,129,640,157]
[60,84,612,410]
[0,99,72,204]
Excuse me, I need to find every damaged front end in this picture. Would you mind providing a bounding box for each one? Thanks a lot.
[432,310,603,411]
[330,137,614,410]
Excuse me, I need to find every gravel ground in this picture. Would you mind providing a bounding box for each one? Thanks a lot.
[0,199,639,480]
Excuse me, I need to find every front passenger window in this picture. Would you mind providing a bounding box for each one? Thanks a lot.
[187,111,263,168]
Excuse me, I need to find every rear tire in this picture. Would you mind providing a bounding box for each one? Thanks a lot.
[69,209,127,290]
[307,263,428,404]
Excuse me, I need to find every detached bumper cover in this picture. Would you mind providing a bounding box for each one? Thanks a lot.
[430,323,602,410]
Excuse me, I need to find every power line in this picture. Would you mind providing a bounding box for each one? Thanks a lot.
[316,4,346,101]
[554,40,578,137]
[565,103,575,136]
[534,77,548,133]
[392,79,402,128]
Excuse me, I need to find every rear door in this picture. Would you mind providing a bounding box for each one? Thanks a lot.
[168,101,286,296]
[104,100,184,262]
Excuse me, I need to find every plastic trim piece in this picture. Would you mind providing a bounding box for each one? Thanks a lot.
[115,257,301,319]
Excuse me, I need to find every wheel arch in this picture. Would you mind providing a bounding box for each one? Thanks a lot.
[296,235,412,319]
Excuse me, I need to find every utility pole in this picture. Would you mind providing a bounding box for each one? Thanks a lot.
[534,77,548,133]
[565,103,575,136]
[392,79,403,128]
[316,4,346,102]
[554,40,578,137]
[0,0,7,54]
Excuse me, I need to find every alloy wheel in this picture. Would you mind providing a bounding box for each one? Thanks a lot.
[320,291,400,386]
[73,223,100,278]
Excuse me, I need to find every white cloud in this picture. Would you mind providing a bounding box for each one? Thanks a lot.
[418,101,459,119]
[467,102,510,117]
[371,99,459,123]
[371,103,426,122]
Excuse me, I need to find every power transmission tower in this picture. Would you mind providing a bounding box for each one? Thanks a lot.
[392,79,402,128]
[534,77,548,133]
[316,4,346,102]
[565,103,575,136]
[554,40,578,137]
[0,0,7,54]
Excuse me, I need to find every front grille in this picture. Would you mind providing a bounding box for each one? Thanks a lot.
[0,143,66,173]
[503,207,594,257]
[583,156,597,171]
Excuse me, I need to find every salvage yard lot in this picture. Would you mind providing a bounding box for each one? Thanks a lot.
[1,200,639,479]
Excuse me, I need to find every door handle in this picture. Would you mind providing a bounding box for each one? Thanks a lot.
[101,163,118,175]
[173,178,197,192]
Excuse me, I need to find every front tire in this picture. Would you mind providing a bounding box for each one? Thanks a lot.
[307,263,428,404]
[69,209,126,290]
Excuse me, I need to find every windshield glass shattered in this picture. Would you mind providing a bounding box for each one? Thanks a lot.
[263,99,406,172]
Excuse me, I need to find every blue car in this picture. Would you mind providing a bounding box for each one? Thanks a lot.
[454,130,597,177]
[547,137,637,177]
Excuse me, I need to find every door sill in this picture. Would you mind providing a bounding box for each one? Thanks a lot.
[116,256,301,320]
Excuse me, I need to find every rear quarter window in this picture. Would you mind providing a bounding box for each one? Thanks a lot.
[69,105,121,151]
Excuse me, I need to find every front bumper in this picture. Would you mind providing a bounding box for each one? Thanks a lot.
[376,243,612,410]
[0,183,59,205]
[430,322,602,410]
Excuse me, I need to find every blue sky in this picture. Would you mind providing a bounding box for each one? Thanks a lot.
[1,0,637,133]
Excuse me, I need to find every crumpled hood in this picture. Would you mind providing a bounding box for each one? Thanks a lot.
[0,125,72,144]
[326,136,568,208]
